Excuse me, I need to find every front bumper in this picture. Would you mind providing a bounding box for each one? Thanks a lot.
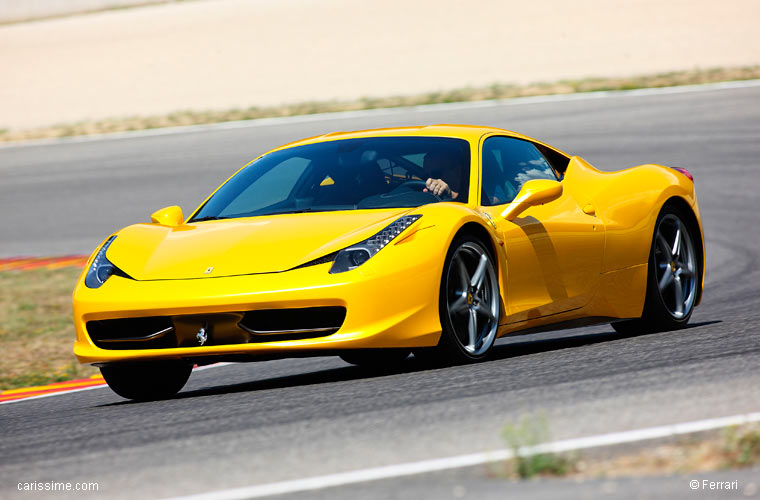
[73,254,442,365]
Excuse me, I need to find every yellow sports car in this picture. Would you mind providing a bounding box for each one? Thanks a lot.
[72,125,704,400]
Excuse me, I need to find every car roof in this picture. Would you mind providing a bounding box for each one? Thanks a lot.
[268,124,536,152]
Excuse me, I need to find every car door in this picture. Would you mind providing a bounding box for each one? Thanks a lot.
[478,135,605,323]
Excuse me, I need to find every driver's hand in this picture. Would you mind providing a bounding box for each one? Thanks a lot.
[425,178,451,197]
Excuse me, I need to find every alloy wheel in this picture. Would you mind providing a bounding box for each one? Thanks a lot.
[445,242,499,356]
[653,214,697,319]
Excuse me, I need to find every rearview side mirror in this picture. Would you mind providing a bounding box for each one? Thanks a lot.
[500,180,562,221]
[150,205,184,226]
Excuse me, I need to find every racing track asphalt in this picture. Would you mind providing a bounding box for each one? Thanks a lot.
[1,85,759,499]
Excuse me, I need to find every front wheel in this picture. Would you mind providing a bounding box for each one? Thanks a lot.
[417,236,500,364]
[100,362,192,401]
[613,205,700,334]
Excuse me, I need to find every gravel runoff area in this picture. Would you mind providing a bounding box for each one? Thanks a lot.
[1,0,759,131]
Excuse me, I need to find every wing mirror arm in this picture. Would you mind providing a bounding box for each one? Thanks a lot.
[500,192,534,221]
[150,206,184,226]
[500,180,563,221]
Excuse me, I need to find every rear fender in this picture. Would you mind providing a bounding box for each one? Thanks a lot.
[565,157,699,272]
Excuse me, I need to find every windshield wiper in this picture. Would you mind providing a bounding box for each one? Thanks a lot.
[261,205,360,216]
[259,208,315,216]
[190,215,229,222]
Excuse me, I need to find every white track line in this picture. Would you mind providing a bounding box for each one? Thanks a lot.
[165,412,760,500]
[0,362,232,405]
[3,79,759,150]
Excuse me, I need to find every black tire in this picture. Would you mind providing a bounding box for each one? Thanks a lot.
[339,349,411,369]
[416,235,500,365]
[100,362,192,401]
[612,204,701,335]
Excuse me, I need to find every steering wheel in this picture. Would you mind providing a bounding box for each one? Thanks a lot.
[390,180,442,201]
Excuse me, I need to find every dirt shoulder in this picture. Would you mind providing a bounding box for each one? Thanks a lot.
[2,66,758,143]
[1,0,759,132]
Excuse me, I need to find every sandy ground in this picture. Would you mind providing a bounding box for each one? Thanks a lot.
[0,0,167,24]
[1,0,759,130]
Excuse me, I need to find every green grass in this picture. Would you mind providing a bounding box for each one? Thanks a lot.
[2,363,88,390]
[501,414,576,479]
[722,426,760,467]
[0,268,98,391]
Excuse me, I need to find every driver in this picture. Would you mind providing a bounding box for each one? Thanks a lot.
[423,151,461,200]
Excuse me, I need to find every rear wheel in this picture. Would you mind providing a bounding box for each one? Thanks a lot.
[613,205,700,334]
[100,362,192,401]
[416,236,500,364]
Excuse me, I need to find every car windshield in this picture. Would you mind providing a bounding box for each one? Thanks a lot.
[190,137,470,221]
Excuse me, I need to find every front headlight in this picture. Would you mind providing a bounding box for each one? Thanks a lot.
[330,215,421,274]
[85,236,118,288]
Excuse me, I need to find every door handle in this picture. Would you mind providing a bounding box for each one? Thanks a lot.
[582,204,596,216]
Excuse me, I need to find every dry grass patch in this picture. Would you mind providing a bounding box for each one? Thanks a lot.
[573,426,760,479]
[492,424,760,480]
[0,268,97,390]
[3,66,759,143]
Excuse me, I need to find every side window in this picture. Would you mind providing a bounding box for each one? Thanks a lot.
[481,136,558,206]
[535,143,570,176]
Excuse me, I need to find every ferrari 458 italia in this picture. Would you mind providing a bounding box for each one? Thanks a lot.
[72,125,704,400]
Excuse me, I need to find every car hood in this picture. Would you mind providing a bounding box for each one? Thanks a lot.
[107,209,411,280]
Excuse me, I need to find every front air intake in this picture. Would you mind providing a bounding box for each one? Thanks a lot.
[238,306,346,341]
[87,307,346,349]
[87,316,175,349]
